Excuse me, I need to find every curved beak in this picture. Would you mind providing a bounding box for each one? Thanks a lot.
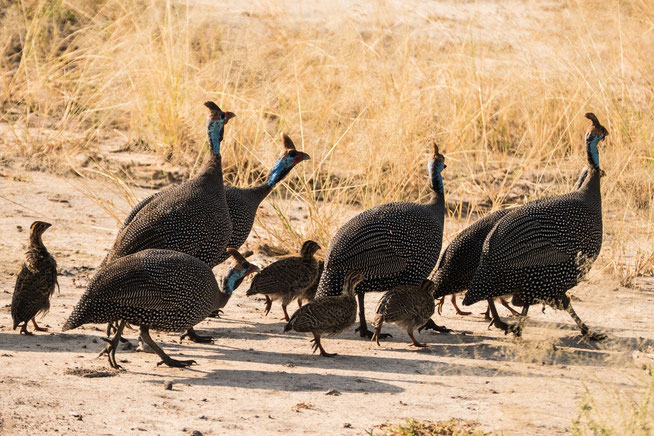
[224,112,236,124]
[246,263,260,275]
[293,151,311,164]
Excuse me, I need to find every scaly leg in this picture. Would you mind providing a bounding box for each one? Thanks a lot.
[98,320,126,369]
[140,326,196,368]
[561,295,606,341]
[354,293,390,339]
[281,304,290,322]
[451,295,472,316]
[263,296,272,317]
[436,296,445,316]
[408,328,428,347]
[487,299,522,337]
[180,327,213,344]
[19,321,33,335]
[500,298,521,316]
[31,318,48,332]
[371,319,384,346]
[310,332,336,357]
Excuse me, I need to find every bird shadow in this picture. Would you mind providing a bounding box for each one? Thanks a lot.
[143,368,405,393]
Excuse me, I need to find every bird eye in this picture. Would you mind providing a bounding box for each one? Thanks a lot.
[289,150,297,158]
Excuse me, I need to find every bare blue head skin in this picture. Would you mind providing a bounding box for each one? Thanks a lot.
[427,143,447,194]
[584,112,608,170]
[222,248,260,296]
[204,101,236,156]
[266,133,311,187]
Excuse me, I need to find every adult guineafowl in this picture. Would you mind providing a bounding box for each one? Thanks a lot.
[421,164,593,331]
[12,221,58,335]
[63,248,258,369]
[316,144,447,338]
[463,113,608,340]
[101,101,234,343]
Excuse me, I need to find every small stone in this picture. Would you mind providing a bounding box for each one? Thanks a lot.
[164,381,173,390]
[343,423,353,428]
[69,412,82,421]
[190,431,203,436]
[325,389,341,396]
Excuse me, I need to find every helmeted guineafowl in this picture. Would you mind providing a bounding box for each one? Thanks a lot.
[101,101,234,343]
[11,221,58,335]
[284,271,364,357]
[371,279,435,347]
[246,240,321,321]
[422,164,593,330]
[62,248,258,369]
[219,133,310,265]
[316,144,447,338]
[463,113,609,340]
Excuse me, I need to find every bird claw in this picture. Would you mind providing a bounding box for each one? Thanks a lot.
[418,319,451,333]
[355,326,389,339]
[584,331,607,341]
[157,359,196,368]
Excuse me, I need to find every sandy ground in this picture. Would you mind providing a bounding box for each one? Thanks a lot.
[0,152,653,436]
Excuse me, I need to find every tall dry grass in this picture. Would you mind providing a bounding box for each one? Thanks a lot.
[1,0,653,278]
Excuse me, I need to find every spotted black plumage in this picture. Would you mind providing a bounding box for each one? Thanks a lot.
[284,271,364,357]
[316,144,446,338]
[246,240,321,321]
[101,101,235,268]
[63,248,257,368]
[463,113,609,340]
[11,221,58,335]
[371,279,435,347]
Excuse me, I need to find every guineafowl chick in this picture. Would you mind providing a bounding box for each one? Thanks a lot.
[297,260,324,307]
[284,271,364,357]
[372,279,435,347]
[12,221,58,335]
[63,248,258,369]
[246,240,321,321]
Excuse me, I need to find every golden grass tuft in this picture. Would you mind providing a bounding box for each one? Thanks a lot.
[370,419,488,436]
[1,1,652,273]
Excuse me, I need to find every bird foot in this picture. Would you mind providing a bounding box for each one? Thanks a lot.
[417,319,451,333]
[456,311,472,316]
[582,330,607,341]
[355,326,391,339]
[33,326,48,332]
[409,342,429,348]
[206,310,223,319]
[156,358,197,368]
[180,330,214,344]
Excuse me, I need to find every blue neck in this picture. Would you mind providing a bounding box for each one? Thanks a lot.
[224,272,242,296]
[208,120,223,155]
[266,158,290,187]
[428,160,444,194]
[586,134,601,169]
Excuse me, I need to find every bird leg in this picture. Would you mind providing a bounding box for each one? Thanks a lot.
[280,304,291,322]
[310,332,336,357]
[180,327,213,344]
[500,298,521,316]
[487,299,522,337]
[417,318,451,333]
[207,310,223,318]
[140,326,196,368]
[561,295,606,341]
[408,328,428,347]
[31,318,48,332]
[354,292,391,339]
[263,296,272,316]
[106,321,130,344]
[99,320,126,370]
[371,320,384,346]
[436,296,445,315]
[19,321,33,335]
[451,295,472,316]
[482,304,491,320]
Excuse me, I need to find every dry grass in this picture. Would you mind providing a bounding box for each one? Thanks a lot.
[370,419,487,436]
